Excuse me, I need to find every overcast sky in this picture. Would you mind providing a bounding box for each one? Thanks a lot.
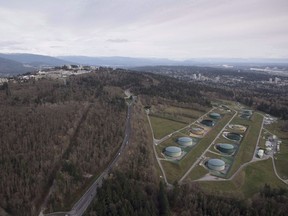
[0,0,288,59]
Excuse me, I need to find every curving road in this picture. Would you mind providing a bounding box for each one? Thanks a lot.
[44,100,133,216]
[146,113,170,186]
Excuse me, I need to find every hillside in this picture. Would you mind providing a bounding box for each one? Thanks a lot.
[0,53,73,67]
[0,57,31,76]
[58,56,177,67]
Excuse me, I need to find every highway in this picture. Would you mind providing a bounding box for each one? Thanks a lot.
[44,101,133,216]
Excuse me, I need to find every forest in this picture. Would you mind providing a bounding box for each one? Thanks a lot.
[134,66,288,120]
[0,70,130,215]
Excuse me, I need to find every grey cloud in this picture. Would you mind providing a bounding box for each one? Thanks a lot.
[0,0,287,58]
[106,39,129,43]
[0,40,22,46]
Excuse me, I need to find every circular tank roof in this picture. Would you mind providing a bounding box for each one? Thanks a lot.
[191,127,203,131]
[165,146,181,153]
[190,127,204,135]
[200,119,215,127]
[230,124,246,131]
[209,112,221,119]
[208,158,225,167]
[218,143,234,150]
[178,137,192,142]
[226,132,242,141]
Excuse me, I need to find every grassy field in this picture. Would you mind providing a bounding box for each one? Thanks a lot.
[266,120,288,179]
[149,104,212,139]
[239,159,288,197]
[275,153,288,180]
[161,111,235,183]
[151,105,208,126]
[197,159,288,198]
[188,165,208,180]
[161,160,183,183]
[164,106,207,121]
[228,113,263,177]
[149,115,187,139]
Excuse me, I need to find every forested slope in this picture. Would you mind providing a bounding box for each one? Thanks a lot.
[0,70,128,215]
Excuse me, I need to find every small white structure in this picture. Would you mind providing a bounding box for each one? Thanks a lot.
[257,149,264,158]
[265,147,272,154]
[265,141,272,147]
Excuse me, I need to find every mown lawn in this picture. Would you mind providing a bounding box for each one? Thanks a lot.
[196,159,288,198]
[188,165,208,181]
[150,115,187,139]
[228,113,263,177]
[239,159,288,197]
[266,120,288,179]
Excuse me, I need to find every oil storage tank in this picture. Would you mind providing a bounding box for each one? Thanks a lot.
[209,112,221,119]
[190,127,205,135]
[200,119,215,127]
[177,137,194,147]
[225,132,242,142]
[216,143,235,154]
[164,146,182,157]
[207,159,225,171]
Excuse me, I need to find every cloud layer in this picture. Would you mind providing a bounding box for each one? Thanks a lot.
[0,0,287,59]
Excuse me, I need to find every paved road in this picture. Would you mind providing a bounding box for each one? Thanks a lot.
[44,102,133,216]
[146,114,170,186]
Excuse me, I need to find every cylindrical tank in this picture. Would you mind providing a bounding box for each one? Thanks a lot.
[209,112,221,119]
[225,132,242,142]
[200,119,215,127]
[190,127,205,135]
[164,146,182,157]
[207,159,225,171]
[216,143,235,154]
[229,124,246,132]
[177,137,194,147]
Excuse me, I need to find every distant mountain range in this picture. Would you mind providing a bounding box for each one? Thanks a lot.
[0,53,287,76]
[0,53,74,76]
[57,56,180,67]
[0,53,73,67]
[55,56,288,67]
[0,57,31,76]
